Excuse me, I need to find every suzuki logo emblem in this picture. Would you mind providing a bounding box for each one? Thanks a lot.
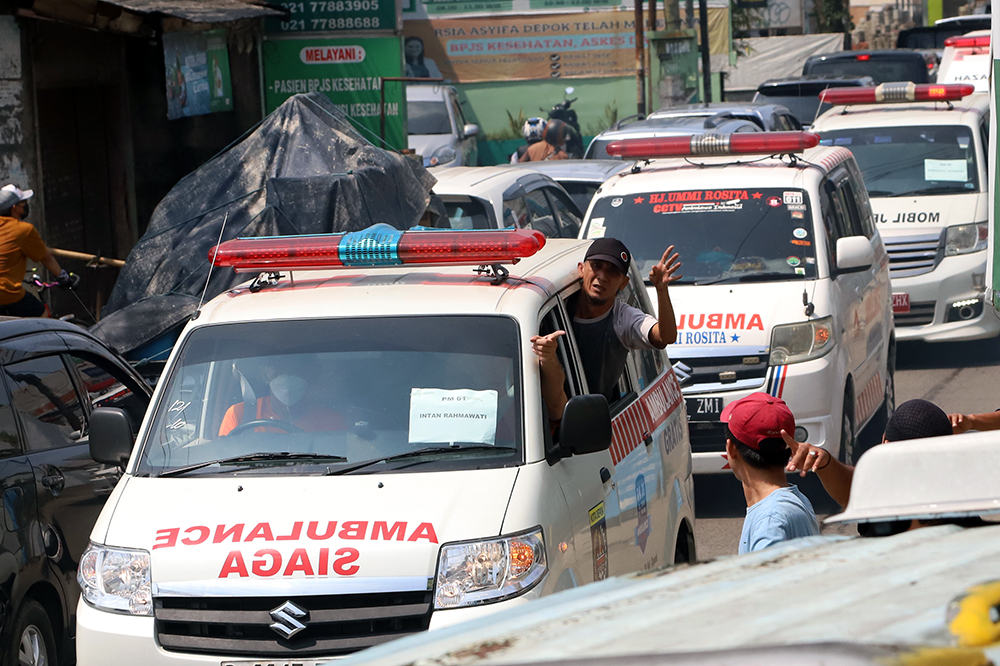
[672,361,692,387]
[269,600,308,639]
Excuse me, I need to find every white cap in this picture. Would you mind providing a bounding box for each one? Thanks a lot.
[0,184,32,202]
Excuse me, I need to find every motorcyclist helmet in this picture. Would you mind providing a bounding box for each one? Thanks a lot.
[544,118,568,147]
[522,117,546,143]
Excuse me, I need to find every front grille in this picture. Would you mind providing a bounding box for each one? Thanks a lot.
[894,300,936,327]
[883,232,943,279]
[688,421,728,453]
[673,354,768,391]
[155,590,433,657]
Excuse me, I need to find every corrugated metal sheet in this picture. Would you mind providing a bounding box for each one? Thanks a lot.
[337,525,1000,666]
[102,0,283,23]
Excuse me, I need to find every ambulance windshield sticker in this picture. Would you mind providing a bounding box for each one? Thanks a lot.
[793,228,808,238]
[637,190,750,215]
[787,256,801,267]
[590,502,609,581]
[766,196,782,208]
[924,159,968,182]
[588,217,606,239]
[611,197,623,208]
[783,191,803,206]
[408,389,498,445]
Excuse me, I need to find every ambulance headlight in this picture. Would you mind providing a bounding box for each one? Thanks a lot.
[78,543,152,616]
[769,316,834,365]
[434,528,546,609]
[945,222,988,256]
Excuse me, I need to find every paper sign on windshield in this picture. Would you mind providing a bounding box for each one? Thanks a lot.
[925,159,968,182]
[409,389,498,445]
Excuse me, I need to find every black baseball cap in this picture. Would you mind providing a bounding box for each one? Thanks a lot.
[585,238,631,275]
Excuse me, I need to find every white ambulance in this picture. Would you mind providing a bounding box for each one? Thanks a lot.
[811,83,999,341]
[579,132,894,472]
[74,228,695,665]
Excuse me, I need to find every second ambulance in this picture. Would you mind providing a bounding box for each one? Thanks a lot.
[579,132,894,471]
[811,82,999,341]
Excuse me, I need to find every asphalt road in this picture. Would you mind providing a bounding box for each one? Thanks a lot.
[693,331,1000,561]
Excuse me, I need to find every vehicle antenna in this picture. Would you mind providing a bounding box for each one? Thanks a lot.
[195,210,230,319]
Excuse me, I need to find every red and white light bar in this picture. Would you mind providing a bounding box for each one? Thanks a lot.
[943,35,990,48]
[819,82,974,105]
[604,131,820,159]
[209,225,547,272]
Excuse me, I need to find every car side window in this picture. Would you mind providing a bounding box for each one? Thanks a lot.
[980,114,990,152]
[835,180,864,238]
[5,356,86,451]
[545,189,582,238]
[67,354,146,426]
[524,189,559,237]
[539,299,581,447]
[784,114,803,130]
[0,374,22,459]
[845,161,876,239]
[503,196,528,229]
[449,94,466,131]
[820,182,846,267]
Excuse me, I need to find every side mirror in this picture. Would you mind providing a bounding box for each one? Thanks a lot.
[90,407,136,468]
[835,236,875,273]
[565,86,575,95]
[462,123,479,138]
[560,394,612,456]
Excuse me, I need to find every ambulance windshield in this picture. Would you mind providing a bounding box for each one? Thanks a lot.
[137,316,523,477]
[818,126,979,197]
[588,187,818,285]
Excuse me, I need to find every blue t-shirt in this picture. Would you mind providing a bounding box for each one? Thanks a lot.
[739,485,820,554]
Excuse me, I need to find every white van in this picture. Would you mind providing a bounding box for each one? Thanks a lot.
[579,132,894,472]
[75,228,694,664]
[812,82,998,341]
[937,31,990,92]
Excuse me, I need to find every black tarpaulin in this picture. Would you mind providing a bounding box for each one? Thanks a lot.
[92,93,435,356]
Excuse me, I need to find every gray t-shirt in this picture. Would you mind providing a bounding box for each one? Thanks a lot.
[739,485,820,555]
[572,300,657,400]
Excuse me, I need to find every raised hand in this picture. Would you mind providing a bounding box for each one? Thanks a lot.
[649,245,682,289]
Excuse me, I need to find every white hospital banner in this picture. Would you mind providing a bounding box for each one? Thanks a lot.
[409,388,498,445]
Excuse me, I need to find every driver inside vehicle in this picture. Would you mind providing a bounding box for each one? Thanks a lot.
[219,356,347,436]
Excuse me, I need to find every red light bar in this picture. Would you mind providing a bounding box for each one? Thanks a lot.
[209,226,547,272]
[605,131,820,159]
[820,82,974,105]
[944,35,990,47]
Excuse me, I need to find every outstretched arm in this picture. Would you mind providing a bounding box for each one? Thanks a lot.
[782,430,855,509]
[531,331,568,421]
[647,245,682,348]
[949,411,1000,433]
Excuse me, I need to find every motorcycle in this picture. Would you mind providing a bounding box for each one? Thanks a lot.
[542,87,584,159]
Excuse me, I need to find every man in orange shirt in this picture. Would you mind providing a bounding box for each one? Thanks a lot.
[0,184,76,317]
[521,119,570,162]
[219,359,346,436]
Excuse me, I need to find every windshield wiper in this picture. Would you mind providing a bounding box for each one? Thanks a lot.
[696,272,804,286]
[158,452,349,478]
[326,445,515,476]
[888,186,972,197]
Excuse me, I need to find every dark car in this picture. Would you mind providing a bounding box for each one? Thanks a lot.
[897,15,992,53]
[0,318,150,665]
[754,75,876,127]
[803,50,933,84]
[646,102,803,132]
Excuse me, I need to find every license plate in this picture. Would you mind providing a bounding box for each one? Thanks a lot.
[223,661,329,666]
[686,397,723,422]
[892,293,910,314]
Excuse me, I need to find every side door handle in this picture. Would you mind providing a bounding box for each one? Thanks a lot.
[41,468,65,495]
[600,467,612,484]
[643,432,653,447]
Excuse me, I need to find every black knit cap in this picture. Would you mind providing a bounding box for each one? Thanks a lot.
[884,399,952,442]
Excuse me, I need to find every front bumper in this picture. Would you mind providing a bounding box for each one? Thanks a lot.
[77,588,540,665]
[686,355,839,475]
[892,253,1000,342]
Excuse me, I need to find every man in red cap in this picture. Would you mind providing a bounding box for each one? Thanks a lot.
[722,392,819,554]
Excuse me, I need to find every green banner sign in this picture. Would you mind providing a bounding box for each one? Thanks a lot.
[263,36,406,150]
[266,0,399,33]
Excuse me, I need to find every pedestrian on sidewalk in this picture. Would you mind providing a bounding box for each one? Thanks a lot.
[722,393,820,554]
